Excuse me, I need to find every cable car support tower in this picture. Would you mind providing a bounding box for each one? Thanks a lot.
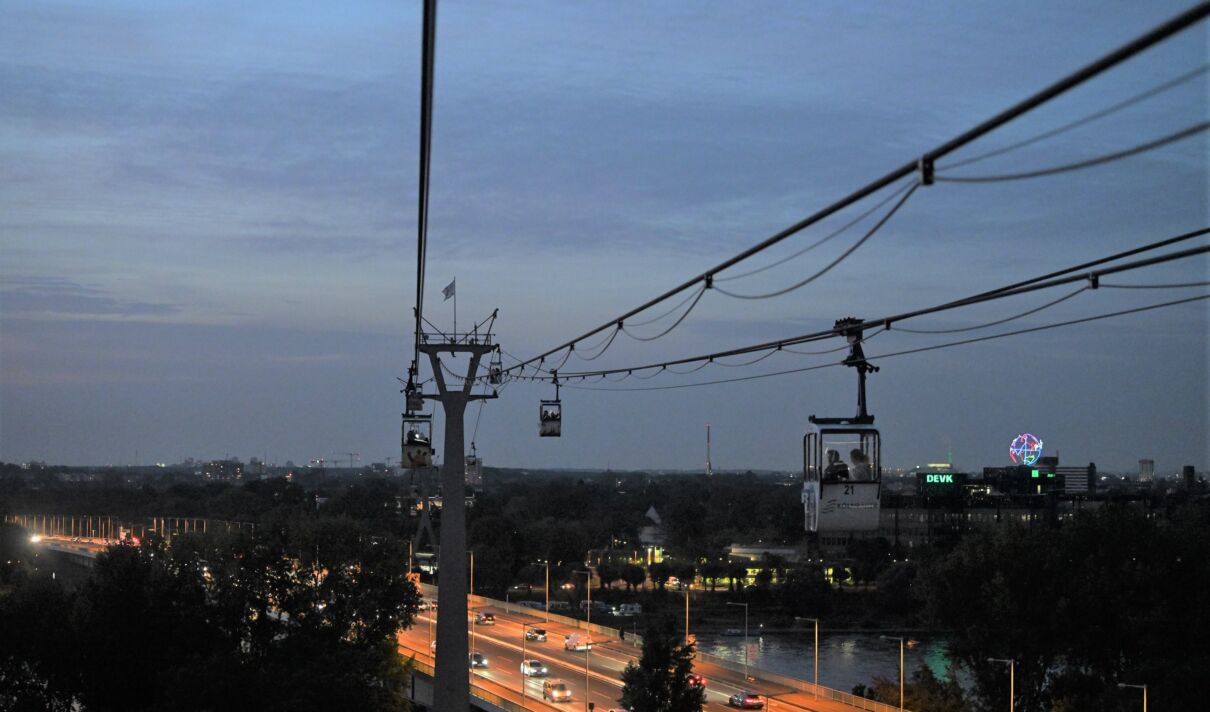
[406,330,497,712]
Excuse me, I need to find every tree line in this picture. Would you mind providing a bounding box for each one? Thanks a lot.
[0,516,421,712]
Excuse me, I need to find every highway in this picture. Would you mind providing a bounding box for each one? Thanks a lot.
[33,534,111,559]
[397,600,894,712]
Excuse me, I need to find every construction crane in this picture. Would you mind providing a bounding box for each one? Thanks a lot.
[332,452,361,469]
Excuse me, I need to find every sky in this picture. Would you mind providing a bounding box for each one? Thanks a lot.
[1,0,1206,473]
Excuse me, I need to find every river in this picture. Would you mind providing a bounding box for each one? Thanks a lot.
[694,631,955,694]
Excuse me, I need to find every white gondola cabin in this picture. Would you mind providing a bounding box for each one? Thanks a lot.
[801,316,883,534]
[803,417,881,533]
[402,413,434,468]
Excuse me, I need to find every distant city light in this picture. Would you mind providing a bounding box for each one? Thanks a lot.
[1009,433,1044,465]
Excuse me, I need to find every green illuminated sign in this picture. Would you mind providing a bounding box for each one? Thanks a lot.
[1031,469,1039,478]
[917,471,965,495]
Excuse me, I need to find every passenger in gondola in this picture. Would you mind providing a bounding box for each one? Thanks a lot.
[823,449,849,482]
[406,429,429,446]
[849,449,872,481]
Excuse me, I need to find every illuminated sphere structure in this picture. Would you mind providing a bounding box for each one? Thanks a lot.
[1008,433,1044,465]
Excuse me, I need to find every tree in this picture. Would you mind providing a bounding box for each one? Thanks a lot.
[622,564,647,592]
[673,562,697,589]
[866,665,966,712]
[846,536,891,588]
[597,561,620,590]
[0,522,33,584]
[0,571,78,712]
[727,563,748,592]
[27,517,422,712]
[700,560,725,592]
[874,562,919,619]
[649,562,672,591]
[916,503,1210,712]
[619,615,705,712]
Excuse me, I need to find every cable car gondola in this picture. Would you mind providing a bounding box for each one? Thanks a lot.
[539,375,562,437]
[803,318,882,534]
[487,349,503,385]
[402,412,435,468]
[465,442,483,488]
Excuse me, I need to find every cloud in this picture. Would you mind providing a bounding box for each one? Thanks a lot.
[0,277,181,318]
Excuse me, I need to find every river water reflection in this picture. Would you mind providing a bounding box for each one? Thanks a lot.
[695,632,955,694]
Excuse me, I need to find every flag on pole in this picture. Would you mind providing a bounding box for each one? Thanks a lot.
[442,279,456,301]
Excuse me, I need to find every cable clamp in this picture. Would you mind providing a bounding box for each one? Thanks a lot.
[705,274,714,289]
[918,156,934,186]
[1088,274,1099,289]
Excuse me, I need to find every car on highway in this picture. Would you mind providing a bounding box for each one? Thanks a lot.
[475,612,495,625]
[728,692,764,709]
[542,679,573,703]
[520,659,548,677]
[564,634,592,651]
[525,627,547,642]
[469,652,488,668]
[686,673,706,690]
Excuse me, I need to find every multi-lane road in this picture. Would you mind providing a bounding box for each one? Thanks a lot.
[397,601,888,712]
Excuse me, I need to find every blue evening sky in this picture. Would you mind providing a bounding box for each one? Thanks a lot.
[1,1,1206,472]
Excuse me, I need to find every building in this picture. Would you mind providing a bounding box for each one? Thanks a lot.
[1139,459,1155,482]
[203,459,244,481]
[728,543,801,564]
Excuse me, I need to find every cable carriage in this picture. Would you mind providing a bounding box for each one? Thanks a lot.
[539,376,562,437]
[803,318,882,534]
[402,412,435,468]
[465,442,483,488]
[487,349,503,385]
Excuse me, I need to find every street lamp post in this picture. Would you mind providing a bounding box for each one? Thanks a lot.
[684,584,691,644]
[795,617,820,696]
[988,658,1014,712]
[727,602,751,681]
[1118,683,1147,712]
[881,636,904,710]
[543,560,551,623]
[573,568,594,712]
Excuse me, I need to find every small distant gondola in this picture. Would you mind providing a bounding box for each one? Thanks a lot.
[487,349,503,385]
[539,375,562,437]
